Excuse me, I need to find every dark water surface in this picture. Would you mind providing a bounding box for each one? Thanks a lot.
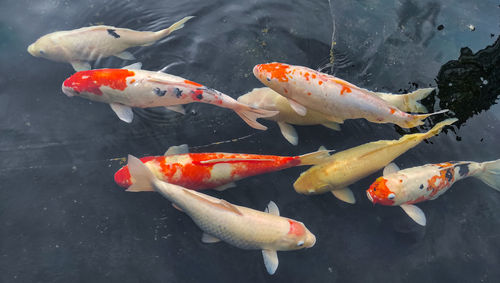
[1,0,499,282]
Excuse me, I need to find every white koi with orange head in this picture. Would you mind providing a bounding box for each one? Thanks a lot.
[367,159,500,226]
[253,62,447,128]
[126,155,316,275]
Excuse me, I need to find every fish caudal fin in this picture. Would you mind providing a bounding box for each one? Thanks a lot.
[403,109,449,128]
[234,104,278,130]
[298,147,332,165]
[126,155,155,192]
[421,118,458,139]
[476,159,500,192]
[154,16,195,40]
[401,88,433,113]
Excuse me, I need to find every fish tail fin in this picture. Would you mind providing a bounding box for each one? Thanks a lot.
[156,16,195,38]
[475,159,500,192]
[125,155,156,192]
[402,88,433,113]
[419,118,458,139]
[298,147,332,165]
[234,103,278,130]
[403,109,450,128]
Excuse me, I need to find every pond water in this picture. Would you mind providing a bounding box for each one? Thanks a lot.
[0,0,499,282]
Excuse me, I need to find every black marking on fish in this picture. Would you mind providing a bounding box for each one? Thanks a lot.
[419,184,424,190]
[175,88,183,98]
[153,87,166,97]
[457,163,470,177]
[196,93,203,100]
[266,77,271,82]
[445,169,454,182]
[107,29,120,38]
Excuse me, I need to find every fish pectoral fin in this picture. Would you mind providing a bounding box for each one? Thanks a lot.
[201,232,221,244]
[287,98,307,116]
[172,203,184,212]
[264,201,280,216]
[383,163,400,176]
[277,121,298,145]
[164,144,189,156]
[262,249,279,275]
[165,105,186,115]
[331,188,356,204]
[321,121,341,131]
[115,51,136,60]
[122,62,142,70]
[213,182,237,191]
[70,61,91,71]
[400,204,426,226]
[110,103,134,123]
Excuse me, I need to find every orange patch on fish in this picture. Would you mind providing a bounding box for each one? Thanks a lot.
[258,63,291,82]
[288,220,305,236]
[426,168,454,198]
[390,108,396,114]
[332,79,352,95]
[184,80,203,87]
[63,69,135,96]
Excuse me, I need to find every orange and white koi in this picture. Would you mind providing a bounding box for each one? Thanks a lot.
[237,87,433,145]
[293,118,457,204]
[253,62,447,128]
[366,159,500,226]
[27,16,193,71]
[61,64,277,129]
[115,144,330,191]
[127,155,316,275]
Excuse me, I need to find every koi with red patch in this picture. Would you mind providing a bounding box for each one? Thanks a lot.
[366,159,500,226]
[127,155,316,275]
[61,64,277,130]
[114,144,330,191]
[253,62,447,128]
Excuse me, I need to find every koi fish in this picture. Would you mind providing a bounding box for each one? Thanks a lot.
[115,144,330,191]
[237,87,433,145]
[61,63,278,130]
[293,118,458,204]
[27,16,193,71]
[253,62,447,128]
[127,155,316,275]
[366,159,500,226]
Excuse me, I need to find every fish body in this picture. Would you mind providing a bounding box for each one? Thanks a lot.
[366,159,500,226]
[127,155,316,275]
[293,118,458,203]
[115,145,330,191]
[27,16,194,71]
[253,63,446,128]
[237,87,433,145]
[62,67,277,129]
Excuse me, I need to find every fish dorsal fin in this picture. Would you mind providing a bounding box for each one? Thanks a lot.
[262,249,279,275]
[264,201,280,216]
[318,145,327,151]
[400,204,426,226]
[164,144,189,156]
[331,188,356,204]
[199,158,274,164]
[122,62,142,70]
[110,103,133,123]
[287,98,307,116]
[277,121,298,145]
[321,121,341,131]
[183,189,243,215]
[383,162,400,176]
[201,232,221,243]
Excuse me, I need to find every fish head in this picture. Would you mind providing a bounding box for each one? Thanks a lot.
[293,165,330,194]
[27,35,61,61]
[114,165,132,188]
[280,220,316,250]
[253,63,293,97]
[366,176,404,206]
[61,69,135,98]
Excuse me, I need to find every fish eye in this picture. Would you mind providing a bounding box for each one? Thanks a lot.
[297,241,304,247]
[39,50,45,55]
[388,193,395,199]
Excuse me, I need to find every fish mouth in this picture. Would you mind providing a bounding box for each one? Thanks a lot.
[27,44,37,57]
[61,84,76,97]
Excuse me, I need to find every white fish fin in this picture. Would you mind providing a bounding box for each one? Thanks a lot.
[71,61,91,71]
[213,182,237,191]
[182,189,243,215]
[277,121,298,145]
[165,105,185,115]
[476,159,500,191]
[321,121,341,131]
[401,88,433,113]
[287,98,307,116]
[115,51,135,60]
[264,201,280,216]
[164,144,189,156]
[404,109,450,128]
[420,118,458,139]
[383,163,400,176]
[331,188,356,204]
[262,249,279,275]
[201,232,221,244]
[110,103,133,123]
[153,16,195,41]
[126,155,155,192]
[298,149,332,165]
[400,204,426,226]
[234,103,278,130]
[318,145,327,151]
[172,203,184,212]
[122,62,142,70]
[199,158,274,164]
